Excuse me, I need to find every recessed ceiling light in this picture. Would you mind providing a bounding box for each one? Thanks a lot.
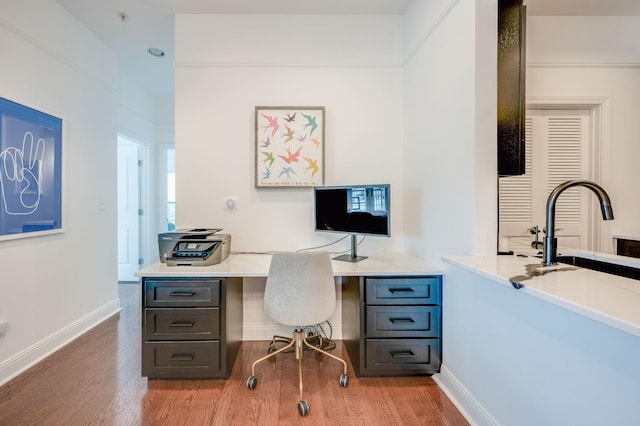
[147,48,165,58]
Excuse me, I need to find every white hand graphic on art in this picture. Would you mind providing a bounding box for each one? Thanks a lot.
[0,132,45,215]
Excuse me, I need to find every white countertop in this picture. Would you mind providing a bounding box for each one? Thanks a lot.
[135,252,444,278]
[443,251,640,338]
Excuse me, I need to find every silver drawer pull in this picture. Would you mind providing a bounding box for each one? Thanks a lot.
[389,287,414,294]
[389,317,415,324]
[170,321,195,328]
[390,350,415,358]
[170,291,196,297]
[171,353,195,361]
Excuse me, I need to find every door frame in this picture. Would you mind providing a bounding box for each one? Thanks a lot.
[526,96,611,252]
[117,135,140,282]
[117,133,150,281]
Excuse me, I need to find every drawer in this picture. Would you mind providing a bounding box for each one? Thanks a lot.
[145,279,220,307]
[144,308,220,341]
[365,339,440,373]
[365,277,440,305]
[366,306,440,338]
[142,341,221,378]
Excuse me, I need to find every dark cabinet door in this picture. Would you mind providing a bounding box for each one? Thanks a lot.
[498,0,527,176]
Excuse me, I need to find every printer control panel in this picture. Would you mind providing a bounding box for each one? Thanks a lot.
[173,241,220,259]
[158,228,231,266]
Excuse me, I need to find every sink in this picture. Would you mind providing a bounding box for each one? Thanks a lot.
[556,256,640,281]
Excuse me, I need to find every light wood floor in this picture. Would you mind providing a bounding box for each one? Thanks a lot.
[0,283,469,425]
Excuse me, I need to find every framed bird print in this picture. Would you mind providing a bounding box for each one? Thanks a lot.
[255,106,325,188]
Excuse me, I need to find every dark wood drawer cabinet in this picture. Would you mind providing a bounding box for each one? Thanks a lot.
[343,275,442,377]
[144,308,220,340]
[365,305,440,338]
[145,279,220,307]
[141,277,242,379]
[365,277,439,305]
[143,341,221,377]
[365,338,440,373]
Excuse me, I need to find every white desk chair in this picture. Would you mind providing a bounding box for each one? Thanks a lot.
[246,251,349,416]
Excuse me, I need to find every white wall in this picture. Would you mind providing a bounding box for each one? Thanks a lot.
[173,1,498,340]
[403,0,497,265]
[175,14,405,255]
[0,1,119,385]
[175,13,407,339]
[175,2,498,266]
[527,15,640,246]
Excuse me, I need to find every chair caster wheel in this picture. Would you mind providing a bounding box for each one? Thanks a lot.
[339,373,349,387]
[297,400,310,416]
[267,345,277,363]
[246,376,257,390]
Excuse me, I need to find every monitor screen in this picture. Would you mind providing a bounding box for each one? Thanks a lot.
[314,184,390,237]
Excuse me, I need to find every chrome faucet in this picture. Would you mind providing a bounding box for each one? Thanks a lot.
[543,180,614,266]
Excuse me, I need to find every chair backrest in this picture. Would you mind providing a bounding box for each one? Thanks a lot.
[264,251,336,327]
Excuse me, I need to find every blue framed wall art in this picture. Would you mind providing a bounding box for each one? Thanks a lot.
[0,97,62,239]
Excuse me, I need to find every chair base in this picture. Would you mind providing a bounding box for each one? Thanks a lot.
[247,328,349,416]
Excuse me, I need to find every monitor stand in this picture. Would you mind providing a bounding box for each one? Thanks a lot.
[333,234,367,262]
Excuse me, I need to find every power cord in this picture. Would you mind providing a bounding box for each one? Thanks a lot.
[267,321,337,353]
[296,234,350,253]
[304,322,336,351]
[232,234,367,257]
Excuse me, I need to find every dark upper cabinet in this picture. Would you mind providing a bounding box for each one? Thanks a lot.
[497,0,526,176]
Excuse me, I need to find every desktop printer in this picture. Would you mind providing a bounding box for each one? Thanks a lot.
[158,228,231,266]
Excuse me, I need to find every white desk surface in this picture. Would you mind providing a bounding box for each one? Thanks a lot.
[135,252,443,278]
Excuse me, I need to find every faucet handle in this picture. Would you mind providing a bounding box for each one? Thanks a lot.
[529,225,542,250]
[541,227,564,234]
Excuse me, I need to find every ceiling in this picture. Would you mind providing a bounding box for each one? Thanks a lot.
[54,0,640,102]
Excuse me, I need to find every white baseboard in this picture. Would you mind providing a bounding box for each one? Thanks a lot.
[433,365,498,426]
[0,299,121,387]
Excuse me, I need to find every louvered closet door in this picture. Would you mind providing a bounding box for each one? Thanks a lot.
[499,109,590,250]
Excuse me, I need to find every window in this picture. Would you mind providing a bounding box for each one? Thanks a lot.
[166,148,175,231]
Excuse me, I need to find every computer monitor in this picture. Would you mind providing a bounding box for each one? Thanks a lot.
[314,184,390,262]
